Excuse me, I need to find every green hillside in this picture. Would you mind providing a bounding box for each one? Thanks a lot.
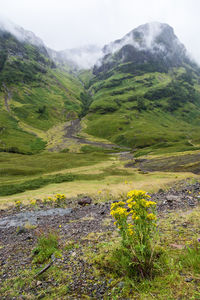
[83,67,200,155]
[1,23,200,157]
[0,31,84,154]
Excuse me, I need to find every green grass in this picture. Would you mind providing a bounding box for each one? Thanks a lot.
[0,64,84,153]
[0,155,135,196]
[0,173,75,196]
[179,242,200,274]
[32,232,61,264]
[0,151,109,185]
[84,68,200,154]
[0,109,46,154]
[84,207,200,299]
[85,109,200,153]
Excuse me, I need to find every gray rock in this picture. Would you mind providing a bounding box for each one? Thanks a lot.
[0,208,72,228]
[166,195,180,202]
[185,277,193,282]
[78,196,92,206]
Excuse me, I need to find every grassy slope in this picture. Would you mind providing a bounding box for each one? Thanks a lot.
[0,31,86,153]
[0,68,84,153]
[84,68,200,155]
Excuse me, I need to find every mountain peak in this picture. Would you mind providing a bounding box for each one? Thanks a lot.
[103,22,184,55]
[94,22,190,75]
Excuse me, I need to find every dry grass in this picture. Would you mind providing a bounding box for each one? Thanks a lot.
[0,168,198,208]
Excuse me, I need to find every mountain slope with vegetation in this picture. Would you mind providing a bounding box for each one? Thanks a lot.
[83,23,200,155]
[1,21,200,157]
[0,21,200,300]
[0,29,85,154]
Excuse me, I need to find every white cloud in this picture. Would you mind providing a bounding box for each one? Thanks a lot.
[0,0,200,63]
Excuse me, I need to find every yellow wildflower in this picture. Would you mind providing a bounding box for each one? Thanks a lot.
[111,201,125,210]
[127,190,146,198]
[147,200,156,206]
[127,198,133,204]
[110,206,129,218]
[127,201,136,208]
[30,199,36,206]
[147,213,157,220]
[131,213,136,220]
[128,230,134,236]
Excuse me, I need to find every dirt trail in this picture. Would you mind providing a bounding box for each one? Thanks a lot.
[64,119,125,150]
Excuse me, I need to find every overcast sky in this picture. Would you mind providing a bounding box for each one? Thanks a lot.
[1,0,200,63]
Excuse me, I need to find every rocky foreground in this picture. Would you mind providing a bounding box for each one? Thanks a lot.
[0,180,200,299]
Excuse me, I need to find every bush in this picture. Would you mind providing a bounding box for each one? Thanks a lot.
[32,232,61,264]
[80,145,104,153]
[0,173,75,196]
[110,190,157,278]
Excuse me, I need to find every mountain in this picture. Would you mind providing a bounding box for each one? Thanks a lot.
[0,20,85,154]
[1,19,200,156]
[0,16,45,49]
[93,22,198,76]
[83,23,200,155]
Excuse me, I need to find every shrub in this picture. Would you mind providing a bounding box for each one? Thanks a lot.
[110,190,157,278]
[15,200,22,210]
[32,232,61,264]
[81,145,104,153]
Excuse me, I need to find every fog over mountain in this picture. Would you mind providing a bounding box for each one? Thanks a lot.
[57,45,103,69]
[0,15,197,71]
[0,15,44,48]
[1,0,200,65]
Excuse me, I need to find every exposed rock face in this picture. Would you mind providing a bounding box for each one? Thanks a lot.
[93,22,194,75]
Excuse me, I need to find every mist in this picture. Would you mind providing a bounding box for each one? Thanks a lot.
[1,0,200,65]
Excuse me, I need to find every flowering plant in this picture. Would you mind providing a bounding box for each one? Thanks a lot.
[43,194,66,207]
[110,190,157,277]
[15,200,22,210]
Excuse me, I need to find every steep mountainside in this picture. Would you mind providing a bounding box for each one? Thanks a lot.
[93,22,198,76]
[83,23,200,155]
[0,27,84,154]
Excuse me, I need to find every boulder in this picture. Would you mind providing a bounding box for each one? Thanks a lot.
[78,196,92,206]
